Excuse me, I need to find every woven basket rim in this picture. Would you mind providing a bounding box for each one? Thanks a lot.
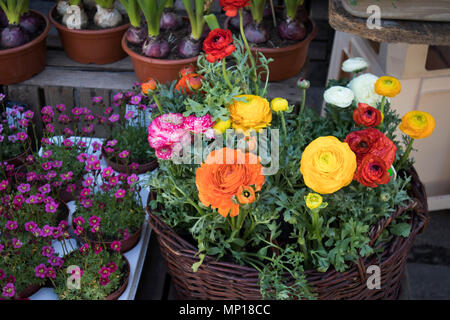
[147,166,428,285]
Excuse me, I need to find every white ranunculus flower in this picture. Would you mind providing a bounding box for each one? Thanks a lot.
[347,73,385,107]
[341,57,369,73]
[323,86,355,108]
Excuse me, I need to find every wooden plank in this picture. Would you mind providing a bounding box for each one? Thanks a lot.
[329,0,450,46]
[341,0,450,22]
[46,50,135,72]
[6,85,44,142]
[20,69,137,90]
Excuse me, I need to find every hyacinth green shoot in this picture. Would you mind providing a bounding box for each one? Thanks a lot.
[284,0,304,21]
[0,0,29,25]
[182,0,209,40]
[95,0,116,9]
[120,0,140,27]
[137,0,169,37]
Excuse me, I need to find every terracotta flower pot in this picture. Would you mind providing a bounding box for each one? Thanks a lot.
[101,143,158,175]
[16,283,42,300]
[73,221,143,253]
[0,10,50,85]
[49,5,129,64]
[251,19,318,82]
[4,145,31,167]
[121,33,199,84]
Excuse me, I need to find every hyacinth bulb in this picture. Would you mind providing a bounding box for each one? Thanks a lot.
[56,0,70,16]
[19,13,42,34]
[160,11,183,31]
[1,25,30,48]
[0,9,7,28]
[126,26,146,45]
[229,9,251,30]
[278,19,306,41]
[178,36,201,58]
[244,22,269,44]
[63,5,88,30]
[94,5,123,29]
[142,37,170,58]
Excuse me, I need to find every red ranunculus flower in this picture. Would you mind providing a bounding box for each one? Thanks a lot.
[344,128,397,167]
[203,29,236,63]
[353,103,382,127]
[354,154,390,187]
[219,0,251,17]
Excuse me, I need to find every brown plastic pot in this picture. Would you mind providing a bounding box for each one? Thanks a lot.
[0,10,50,85]
[16,283,42,299]
[73,221,143,254]
[101,142,158,175]
[251,19,318,82]
[49,5,129,64]
[122,33,199,84]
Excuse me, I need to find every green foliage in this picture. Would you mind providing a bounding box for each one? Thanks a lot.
[53,249,126,300]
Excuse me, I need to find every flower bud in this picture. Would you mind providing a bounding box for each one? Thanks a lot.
[297,78,310,89]
[188,76,203,90]
[270,97,289,112]
[141,78,157,95]
[180,65,195,77]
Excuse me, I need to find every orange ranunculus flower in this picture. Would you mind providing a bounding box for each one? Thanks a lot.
[399,110,435,139]
[300,136,357,194]
[175,73,204,96]
[141,78,157,95]
[195,148,265,217]
[228,95,272,134]
[374,76,401,97]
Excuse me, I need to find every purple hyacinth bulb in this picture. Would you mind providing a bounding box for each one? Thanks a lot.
[142,37,170,58]
[1,25,29,48]
[160,11,182,31]
[126,26,146,45]
[244,22,270,44]
[178,36,201,58]
[19,13,42,34]
[229,9,251,30]
[278,19,306,41]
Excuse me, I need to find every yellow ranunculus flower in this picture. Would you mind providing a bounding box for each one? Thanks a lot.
[270,97,289,112]
[399,110,435,139]
[300,136,357,194]
[228,95,272,134]
[213,118,232,135]
[374,76,401,97]
[305,193,323,210]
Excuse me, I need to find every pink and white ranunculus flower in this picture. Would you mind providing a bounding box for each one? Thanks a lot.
[148,113,190,159]
[148,113,215,159]
[183,114,215,137]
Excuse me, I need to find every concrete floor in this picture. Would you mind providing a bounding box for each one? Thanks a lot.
[407,210,450,299]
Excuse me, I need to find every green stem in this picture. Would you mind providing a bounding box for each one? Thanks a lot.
[120,0,141,27]
[222,57,233,90]
[300,88,306,115]
[239,8,259,95]
[150,93,164,115]
[379,96,386,115]
[279,111,287,141]
[397,138,414,171]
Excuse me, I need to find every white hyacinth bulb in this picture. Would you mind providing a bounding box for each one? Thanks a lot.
[347,73,385,107]
[342,57,369,73]
[56,0,70,16]
[63,5,88,30]
[94,5,123,29]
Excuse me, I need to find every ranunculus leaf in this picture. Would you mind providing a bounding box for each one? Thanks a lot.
[390,223,411,237]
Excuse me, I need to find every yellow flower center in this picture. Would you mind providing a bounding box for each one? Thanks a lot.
[317,151,337,172]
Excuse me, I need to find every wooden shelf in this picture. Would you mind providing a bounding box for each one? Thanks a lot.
[329,0,450,45]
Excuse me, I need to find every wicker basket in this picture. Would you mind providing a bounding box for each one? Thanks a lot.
[147,168,428,300]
